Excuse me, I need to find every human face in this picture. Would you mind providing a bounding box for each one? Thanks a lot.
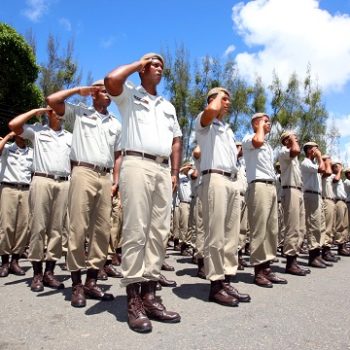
[93,86,111,107]
[142,58,163,85]
[220,93,231,116]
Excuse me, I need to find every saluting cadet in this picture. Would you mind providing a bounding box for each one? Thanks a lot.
[236,142,250,270]
[242,113,287,288]
[331,161,350,256]
[320,155,338,263]
[0,132,32,277]
[9,107,72,291]
[46,80,122,308]
[278,131,309,276]
[105,53,182,333]
[195,87,250,307]
[178,162,194,256]
[191,145,205,279]
[301,142,327,268]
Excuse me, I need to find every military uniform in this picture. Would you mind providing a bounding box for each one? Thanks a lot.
[278,143,306,275]
[242,113,287,288]
[301,155,326,267]
[195,92,250,306]
[110,80,182,287]
[0,141,32,277]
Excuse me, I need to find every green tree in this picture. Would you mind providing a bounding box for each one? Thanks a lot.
[39,34,82,99]
[0,23,43,135]
[299,65,328,151]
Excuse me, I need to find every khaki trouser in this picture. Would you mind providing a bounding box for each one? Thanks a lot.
[277,202,285,246]
[67,166,112,271]
[247,182,278,266]
[119,157,172,287]
[108,196,123,259]
[28,176,69,261]
[281,188,305,256]
[201,173,241,281]
[194,193,205,259]
[303,192,324,250]
[179,201,191,245]
[334,200,348,244]
[238,194,249,250]
[322,198,336,247]
[173,206,180,240]
[0,185,30,255]
[62,208,69,254]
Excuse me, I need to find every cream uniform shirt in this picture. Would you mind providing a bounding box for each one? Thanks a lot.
[195,113,238,174]
[242,134,276,183]
[0,143,33,184]
[301,158,322,193]
[278,146,303,187]
[343,179,350,202]
[322,175,335,199]
[63,102,121,168]
[332,176,347,200]
[110,81,182,157]
[21,124,72,176]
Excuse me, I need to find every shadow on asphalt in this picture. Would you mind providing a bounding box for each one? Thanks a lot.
[85,294,128,323]
[172,282,208,302]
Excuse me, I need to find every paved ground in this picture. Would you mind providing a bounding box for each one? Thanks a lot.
[1,249,350,350]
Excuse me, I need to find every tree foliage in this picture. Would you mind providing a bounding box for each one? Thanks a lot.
[0,23,43,135]
[38,34,82,99]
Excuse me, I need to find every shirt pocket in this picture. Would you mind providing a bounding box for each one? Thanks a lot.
[81,116,97,136]
[163,107,176,132]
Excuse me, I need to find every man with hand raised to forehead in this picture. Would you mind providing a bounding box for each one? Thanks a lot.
[242,113,288,288]
[195,87,251,307]
[105,53,182,333]
[278,131,310,276]
[301,142,327,268]
[9,107,72,292]
[46,80,122,308]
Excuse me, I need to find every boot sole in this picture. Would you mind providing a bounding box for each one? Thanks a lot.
[129,326,152,333]
[148,316,181,323]
[208,297,239,307]
[71,302,86,308]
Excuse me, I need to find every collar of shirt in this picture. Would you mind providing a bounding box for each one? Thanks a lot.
[9,143,29,155]
[136,85,164,105]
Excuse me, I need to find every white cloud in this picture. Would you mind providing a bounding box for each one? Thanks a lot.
[22,0,49,22]
[223,44,236,57]
[232,0,350,92]
[59,18,72,31]
[100,36,115,49]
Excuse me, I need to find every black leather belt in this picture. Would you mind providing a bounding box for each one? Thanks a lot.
[201,169,236,179]
[282,185,302,191]
[124,150,169,165]
[251,179,275,185]
[304,190,321,196]
[1,182,29,189]
[33,172,69,181]
[322,196,335,201]
[180,200,191,204]
[71,161,112,173]
[335,198,346,203]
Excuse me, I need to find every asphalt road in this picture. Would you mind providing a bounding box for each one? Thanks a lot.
[1,248,350,350]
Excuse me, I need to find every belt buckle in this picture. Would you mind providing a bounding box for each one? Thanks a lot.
[155,156,164,164]
[53,174,60,180]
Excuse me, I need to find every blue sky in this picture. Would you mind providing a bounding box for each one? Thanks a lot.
[1,0,350,162]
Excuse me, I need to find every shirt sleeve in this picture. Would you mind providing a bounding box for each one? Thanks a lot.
[279,146,291,160]
[62,102,79,131]
[108,81,133,112]
[242,134,254,151]
[301,159,318,173]
[194,112,210,135]
[21,123,42,141]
